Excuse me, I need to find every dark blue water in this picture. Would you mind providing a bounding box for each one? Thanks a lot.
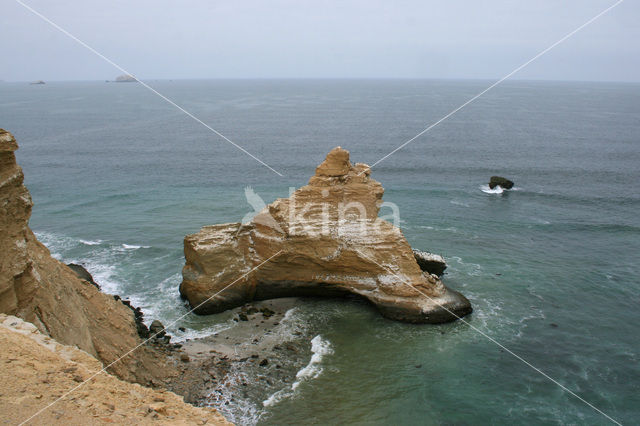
[1,79,639,424]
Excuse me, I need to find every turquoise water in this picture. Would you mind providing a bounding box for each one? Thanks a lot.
[1,80,639,424]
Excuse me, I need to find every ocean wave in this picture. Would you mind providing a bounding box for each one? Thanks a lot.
[33,231,159,298]
[480,184,504,194]
[448,256,484,277]
[450,199,470,207]
[417,225,458,233]
[34,231,79,258]
[121,243,151,250]
[209,364,263,425]
[292,335,333,389]
[263,335,333,407]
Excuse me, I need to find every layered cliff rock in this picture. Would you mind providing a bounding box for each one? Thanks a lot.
[180,147,472,323]
[0,129,170,384]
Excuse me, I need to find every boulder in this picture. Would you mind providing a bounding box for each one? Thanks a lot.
[412,250,447,276]
[180,147,471,324]
[67,263,100,290]
[489,176,514,189]
[149,320,166,338]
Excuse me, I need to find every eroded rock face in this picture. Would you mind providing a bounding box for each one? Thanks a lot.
[0,129,171,384]
[180,147,472,323]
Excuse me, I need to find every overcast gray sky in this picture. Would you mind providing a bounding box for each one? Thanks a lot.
[1,0,638,82]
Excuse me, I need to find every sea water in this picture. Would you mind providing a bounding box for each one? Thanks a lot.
[1,79,639,424]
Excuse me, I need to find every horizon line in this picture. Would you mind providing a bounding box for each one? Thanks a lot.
[3,76,640,84]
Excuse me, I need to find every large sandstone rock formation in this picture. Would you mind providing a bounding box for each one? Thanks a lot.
[180,147,472,323]
[0,129,170,384]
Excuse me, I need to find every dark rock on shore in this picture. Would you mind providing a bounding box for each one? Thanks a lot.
[67,263,101,290]
[149,320,166,338]
[412,249,447,276]
[489,176,514,189]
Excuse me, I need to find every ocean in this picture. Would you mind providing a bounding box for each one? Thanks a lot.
[1,79,638,424]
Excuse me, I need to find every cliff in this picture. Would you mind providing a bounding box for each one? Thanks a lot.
[180,147,472,323]
[0,129,174,384]
[0,314,229,425]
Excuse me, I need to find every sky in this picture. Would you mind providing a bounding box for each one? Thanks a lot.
[1,0,638,82]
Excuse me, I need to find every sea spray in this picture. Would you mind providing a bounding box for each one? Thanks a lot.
[480,184,504,194]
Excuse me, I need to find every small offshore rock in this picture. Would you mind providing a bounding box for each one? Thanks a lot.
[489,176,514,189]
[259,359,269,366]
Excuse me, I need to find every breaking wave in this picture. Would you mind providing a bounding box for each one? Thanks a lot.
[480,184,504,194]
[263,335,333,407]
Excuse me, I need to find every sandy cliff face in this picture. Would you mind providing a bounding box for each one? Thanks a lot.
[0,129,170,384]
[180,147,472,323]
[0,314,230,425]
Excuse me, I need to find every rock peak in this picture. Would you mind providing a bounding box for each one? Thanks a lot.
[0,129,18,152]
[314,146,351,177]
[309,147,372,188]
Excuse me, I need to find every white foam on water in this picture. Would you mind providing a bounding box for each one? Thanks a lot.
[173,323,235,343]
[121,243,151,249]
[292,335,333,389]
[480,184,504,194]
[207,364,263,425]
[450,199,470,207]
[263,335,333,407]
[34,231,79,258]
[76,259,123,295]
[448,256,484,277]
[271,307,308,341]
[34,231,153,297]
